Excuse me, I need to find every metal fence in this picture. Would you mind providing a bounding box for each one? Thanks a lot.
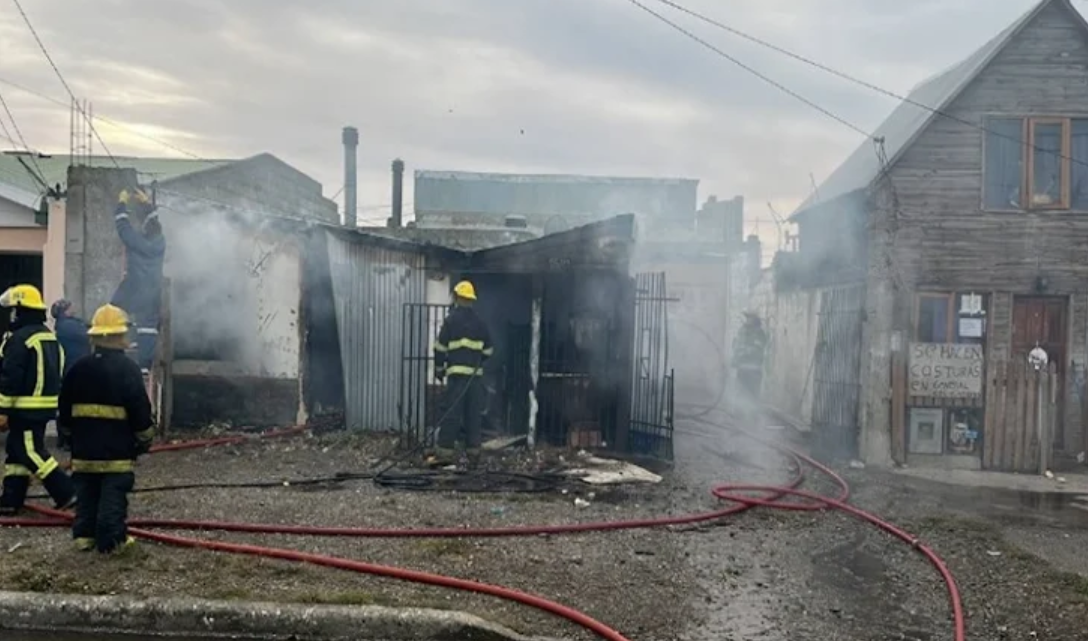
[810,284,866,461]
[399,303,448,446]
[630,272,674,459]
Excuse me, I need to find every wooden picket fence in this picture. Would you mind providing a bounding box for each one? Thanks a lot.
[983,360,1058,473]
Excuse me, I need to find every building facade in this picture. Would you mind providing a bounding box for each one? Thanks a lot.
[784,0,1088,471]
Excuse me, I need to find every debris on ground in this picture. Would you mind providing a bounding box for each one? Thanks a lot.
[563,452,663,486]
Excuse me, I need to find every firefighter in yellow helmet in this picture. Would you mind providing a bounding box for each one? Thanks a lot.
[0,284,76,514]
[433,280,493,462]
[58,304,153,553]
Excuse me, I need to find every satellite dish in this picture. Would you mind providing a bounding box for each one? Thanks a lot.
[543,215,569,235]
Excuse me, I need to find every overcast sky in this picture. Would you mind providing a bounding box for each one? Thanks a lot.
[0,0,1058,243]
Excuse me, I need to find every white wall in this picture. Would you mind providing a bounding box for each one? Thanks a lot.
[0,196,35,227]
[159,197,301,380]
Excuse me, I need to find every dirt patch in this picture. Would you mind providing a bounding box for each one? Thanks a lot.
[0,432,694,640]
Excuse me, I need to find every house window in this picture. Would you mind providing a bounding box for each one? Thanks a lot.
[983,116,1088,210]
[915,293,988,344]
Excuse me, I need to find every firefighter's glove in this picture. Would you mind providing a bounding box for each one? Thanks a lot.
[434,371,445,384]
[0,415,7,433]
[118,188,150,206]
[134,439,151,457]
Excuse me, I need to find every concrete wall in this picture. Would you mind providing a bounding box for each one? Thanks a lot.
[64,166,137,317]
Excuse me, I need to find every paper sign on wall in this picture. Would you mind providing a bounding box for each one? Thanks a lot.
[908,343,984,398]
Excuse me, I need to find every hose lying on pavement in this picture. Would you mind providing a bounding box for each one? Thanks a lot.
[3,420,966,641]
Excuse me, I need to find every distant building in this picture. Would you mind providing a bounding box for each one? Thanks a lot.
[412,170,699,236]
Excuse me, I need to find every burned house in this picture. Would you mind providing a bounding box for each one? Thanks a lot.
[318,214,673,458]
[775,0,1088,472]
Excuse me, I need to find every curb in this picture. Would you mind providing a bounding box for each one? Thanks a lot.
[0,591,552,641]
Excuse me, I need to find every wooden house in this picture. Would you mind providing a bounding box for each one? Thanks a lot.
[788,0,1088,472]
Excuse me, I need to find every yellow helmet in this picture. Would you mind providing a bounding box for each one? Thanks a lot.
[87,304,130,336]
[453,280,477,301]
[0,284,47,310]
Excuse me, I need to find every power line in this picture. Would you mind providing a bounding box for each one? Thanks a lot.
[651,0,1088,174]
[625,0,873,139]
[0,86,45,179]
[10,0,120,168]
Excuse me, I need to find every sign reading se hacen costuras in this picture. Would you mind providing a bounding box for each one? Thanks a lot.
[908,343,983,398]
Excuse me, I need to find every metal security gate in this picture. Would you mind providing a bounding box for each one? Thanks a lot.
[630,272,675,460]
[810,284,865,461]
[399,303,448,446]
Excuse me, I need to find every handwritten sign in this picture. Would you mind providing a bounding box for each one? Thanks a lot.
[908,343,984,398]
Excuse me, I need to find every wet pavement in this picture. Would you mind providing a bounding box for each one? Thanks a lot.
[8,634,228,641]
[673,407,1088,640]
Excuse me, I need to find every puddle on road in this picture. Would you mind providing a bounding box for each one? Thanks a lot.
[945,486,1088,525]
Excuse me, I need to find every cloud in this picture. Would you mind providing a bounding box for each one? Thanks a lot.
[0,0,1049,236]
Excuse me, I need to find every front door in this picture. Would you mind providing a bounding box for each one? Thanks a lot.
[1011,296,1068,447]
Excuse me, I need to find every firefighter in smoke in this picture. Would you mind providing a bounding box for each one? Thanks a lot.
[433,280,493,459]
[111,187,165,374]
[59,304,153,553]
[0,284,76,514]
[732,311,768,405]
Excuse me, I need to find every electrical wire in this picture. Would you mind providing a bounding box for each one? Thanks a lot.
[650,0,1088,176]
[0,88,45,179]
[625,0,872,139]
[10,0,120,168]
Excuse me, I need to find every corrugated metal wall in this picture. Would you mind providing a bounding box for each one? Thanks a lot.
[325,231,426,431]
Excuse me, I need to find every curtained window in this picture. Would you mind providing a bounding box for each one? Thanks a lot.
[983,116,1088,210]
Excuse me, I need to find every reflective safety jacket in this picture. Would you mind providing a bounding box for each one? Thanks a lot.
[434,306,493,377]
[58,348,154,474]
[0,323,63,422]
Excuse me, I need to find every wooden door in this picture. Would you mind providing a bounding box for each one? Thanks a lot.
[1011,296,1067,446]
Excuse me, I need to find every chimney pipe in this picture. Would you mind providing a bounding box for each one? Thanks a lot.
[342,126,359,228]
[390,158,404,228]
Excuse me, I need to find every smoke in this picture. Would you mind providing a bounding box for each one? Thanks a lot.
[157,193,300,377]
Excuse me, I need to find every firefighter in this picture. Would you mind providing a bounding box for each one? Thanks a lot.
[50,299,91,452]
[732,311,769,405]
[58,304,153,553]
[433,280,493,457]
[51,300,91,376]
[110,187,165,374]
[0,284,76,514]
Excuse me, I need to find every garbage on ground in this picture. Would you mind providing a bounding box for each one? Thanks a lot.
[574,498,591,508]
[848,460,865,470]
[985,549,1002,557]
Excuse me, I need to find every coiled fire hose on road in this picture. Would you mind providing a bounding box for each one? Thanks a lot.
[1,419,966,641]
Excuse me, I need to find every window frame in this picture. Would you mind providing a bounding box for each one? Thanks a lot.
[981,114,1086,212]
[913,292,955,343]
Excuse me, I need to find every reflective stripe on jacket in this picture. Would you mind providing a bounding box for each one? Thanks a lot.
[0,323,63,420]
[58,348,154,473]
[434,307,493,377]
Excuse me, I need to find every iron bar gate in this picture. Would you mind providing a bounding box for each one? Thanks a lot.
[399,303,448,446]
[630,272,674,459]
[810,284,866,461]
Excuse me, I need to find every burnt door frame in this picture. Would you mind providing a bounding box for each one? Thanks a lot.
[1010,295,1068,448]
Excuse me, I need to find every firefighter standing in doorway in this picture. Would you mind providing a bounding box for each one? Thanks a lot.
[59,304,153,553]
[0,284,76,514]
[111,187,165,374]
[433,280,493,461]
[732,311,768,415]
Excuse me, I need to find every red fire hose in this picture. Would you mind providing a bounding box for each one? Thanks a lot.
[4,424,965,641]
